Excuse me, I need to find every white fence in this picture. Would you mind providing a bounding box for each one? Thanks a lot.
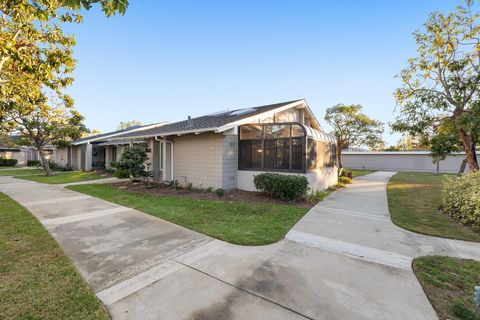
[342,151,478,173]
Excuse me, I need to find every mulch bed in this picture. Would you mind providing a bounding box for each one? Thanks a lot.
[107,181,315,208]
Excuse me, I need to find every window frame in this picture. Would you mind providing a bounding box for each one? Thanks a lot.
[238,122,307,173]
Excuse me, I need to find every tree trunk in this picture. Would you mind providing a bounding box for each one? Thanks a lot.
[458,159,468,176]
[435,161,440,175]
[336,145,343,169]
[37,146,52,176]
[459,129,479,172]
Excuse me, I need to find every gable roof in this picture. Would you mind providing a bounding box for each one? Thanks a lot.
[112,99,306,140]
[72,122,167,145]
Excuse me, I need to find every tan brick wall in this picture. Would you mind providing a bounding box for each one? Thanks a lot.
[172,132,224,189]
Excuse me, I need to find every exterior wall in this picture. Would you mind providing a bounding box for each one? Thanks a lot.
[342,152,478,173]
[221,133,238,189]
[307,167,338,191]
[237,168,338,192]
[54,147,69,166]
[171,132,224,189]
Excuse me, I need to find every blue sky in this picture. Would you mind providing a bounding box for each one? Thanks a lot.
[65,0,458,145]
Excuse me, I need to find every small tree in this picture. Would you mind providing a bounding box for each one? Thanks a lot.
[116,145,151,181]
[325,104,384,168]
[2,100,86,176]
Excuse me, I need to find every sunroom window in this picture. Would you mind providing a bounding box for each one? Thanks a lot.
[239,123,305,172]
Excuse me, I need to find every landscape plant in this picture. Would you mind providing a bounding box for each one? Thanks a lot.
[443,172,480,231]
[115,146,150,182]
[0,157,17,167]
[254,173,309,201]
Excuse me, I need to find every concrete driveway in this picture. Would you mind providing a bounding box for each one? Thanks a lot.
[1,172,479,319]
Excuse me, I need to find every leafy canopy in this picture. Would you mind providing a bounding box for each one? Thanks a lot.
[325,104,384,150]
[393,0,480,171]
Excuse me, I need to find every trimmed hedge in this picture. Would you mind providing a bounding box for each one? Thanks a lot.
[0,157,18,166]
[443,172,480,231]
[27,160,41,167]
[253,173,309,201]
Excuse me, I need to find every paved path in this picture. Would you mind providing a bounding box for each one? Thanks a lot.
[1,172,479,320]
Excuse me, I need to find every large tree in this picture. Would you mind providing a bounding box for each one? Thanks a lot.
[0,0,128,175]
[325,104,384,168]
[393,0,480,172]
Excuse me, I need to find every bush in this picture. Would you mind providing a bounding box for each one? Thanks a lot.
[47,160,73,171]
[115,146,149,181]
[0,157,18,166]
[187,182,193,191]
[335,182,346,188]
[307,190,329,202]
[253,173,309,201]
[443,172,480,231]
[339,169,353,179]
[27,160,41,167]
[338,176,352,184]
[215,188,224,197]
[114,169,129,179]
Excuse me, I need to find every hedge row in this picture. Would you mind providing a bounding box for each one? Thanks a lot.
[0,157,18,166]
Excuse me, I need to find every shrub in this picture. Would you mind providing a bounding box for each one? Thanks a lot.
[27,160,41,167]
[48,160,73,171]
[442,172,480,231]
[335,182,346,188]
[171,180,180,190]
[339,169,353,179]
[115,146,149,181]
[0,157,18,166]
[307,190,329,202]
[215,188,225,197]
[338,176,352,184]
[187,182,193,191]
[114,169,129,179]
[253,173,309,201]
[206,187,213,193]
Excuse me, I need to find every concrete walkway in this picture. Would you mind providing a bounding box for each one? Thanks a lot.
[1,172,479,319]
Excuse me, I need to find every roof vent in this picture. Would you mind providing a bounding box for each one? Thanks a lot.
[186,116,194,129]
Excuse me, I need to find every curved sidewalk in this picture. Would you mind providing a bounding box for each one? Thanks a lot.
[1,172,479,319]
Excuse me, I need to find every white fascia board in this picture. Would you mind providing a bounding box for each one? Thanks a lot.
[72,122,168,145]
[216,100,305,133]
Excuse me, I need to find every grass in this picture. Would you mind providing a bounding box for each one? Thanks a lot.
[0,168,45,176]
[0,192,109,320]
[414,256,480,320]
[347,168,376,178]
[387,172,480,241]
[68,184,309,245]
[17,171,104,184]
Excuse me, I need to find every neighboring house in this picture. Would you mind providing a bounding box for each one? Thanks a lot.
[0,135,54,166]
[106,99,338,191]
[55,122,167,170]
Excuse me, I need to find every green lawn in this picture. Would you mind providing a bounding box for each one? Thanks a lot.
[348,168,376,178]
[414,256,480,320]
[68,184,309,245]
[387,172,480,241]
[17,171,104,184]
[0,168,45,176]
[0,192,109,319]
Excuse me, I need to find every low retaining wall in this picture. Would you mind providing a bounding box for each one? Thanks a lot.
[342,151,477,173]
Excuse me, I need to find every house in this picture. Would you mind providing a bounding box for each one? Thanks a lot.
[0,135,54,166]
[107,99,338,191]
[55,122,167,170]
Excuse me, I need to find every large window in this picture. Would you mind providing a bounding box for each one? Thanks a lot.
[307,139,336,170]
[239,124,305,172]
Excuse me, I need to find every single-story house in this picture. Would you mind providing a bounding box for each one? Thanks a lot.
[55,122,167,170]
[104,99,338,191]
